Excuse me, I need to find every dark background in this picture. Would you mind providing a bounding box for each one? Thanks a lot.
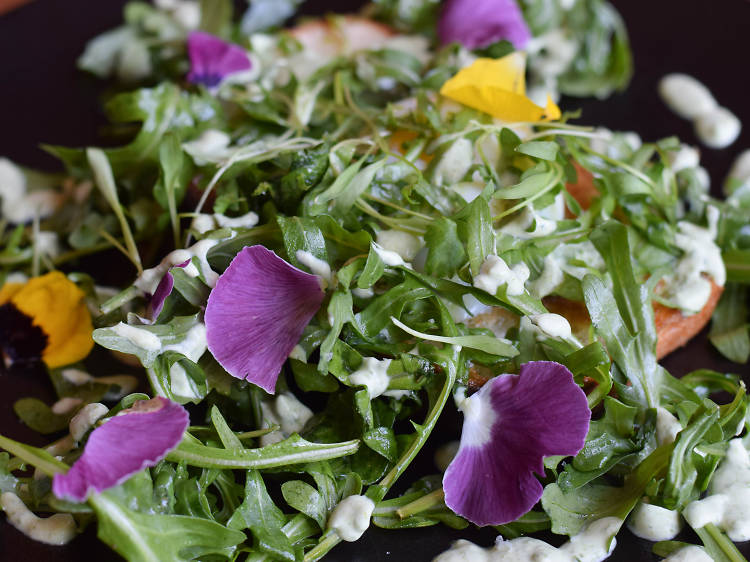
[1,0,749,560]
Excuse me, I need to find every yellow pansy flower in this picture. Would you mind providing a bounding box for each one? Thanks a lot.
[0,272,93,368]
[439,53,561,123]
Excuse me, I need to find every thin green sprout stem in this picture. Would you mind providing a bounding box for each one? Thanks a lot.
[396,488,445,519]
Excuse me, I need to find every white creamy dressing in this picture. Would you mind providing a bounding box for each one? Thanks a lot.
[111,322,162,351]
[452,181,484,203]
[526,29,578,81]
[135,237,219,294]
[154,0,201,30]
[528,254,565,299]
[626,501,682,541]
[663,545,713,562]
[117,39,152,83]
[668,145,700,173]
[1,493,76,545]
[375,230,422,262]
[214,211,259,229]
[529,313,572,340]
[727,149,750,189]
[327,495,375,542]
[527,240,605,299]
[659,74,718,120]
[69,403,109,442]
[50,397,83,415]
[684,438,750,541]
[694,107,741,149]
[372,242,409,267]
[352,287,374,299]
[259,392,314,446]
[433,517,621,562]
[295,250,333,289]
[474,255,529,297]
[499,206,558,239]
[0,158,62,224]
[658,221,726,313]
[656,406,683,446]
[658,74,740,148]
[349,357,391,398]
[61,368,138,399]
[430,138,473,185]
[474,133,501,169]
[182,129,234,165]
[191,213,216,234]
[34,231,60,258]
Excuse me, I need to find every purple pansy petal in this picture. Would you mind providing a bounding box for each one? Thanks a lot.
[444,361,590,526]
[147,259,190,321]
[204,245,324,394]
[187,31,252,87]
[438,0,531,50]
[52,397,188,502]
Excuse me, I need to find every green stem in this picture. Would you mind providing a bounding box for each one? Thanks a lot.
[0,434,68,477]
[303,531,341,562]
[374,353,458,498]
[396,489,445,519]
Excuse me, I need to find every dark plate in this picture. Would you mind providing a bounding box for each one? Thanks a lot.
[1,0,749,560]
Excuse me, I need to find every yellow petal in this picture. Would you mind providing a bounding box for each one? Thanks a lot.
[439,54,560,123]
[0,282,24,305]
[10,272,93,368]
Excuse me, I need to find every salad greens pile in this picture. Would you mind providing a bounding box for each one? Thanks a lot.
[1,0,749,561]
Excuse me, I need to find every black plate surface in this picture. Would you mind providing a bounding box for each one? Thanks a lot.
[1,1,749,560]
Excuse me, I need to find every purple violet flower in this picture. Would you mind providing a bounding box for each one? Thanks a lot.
[438,0,532,50]
[187,31,252,88]
[147,259,191,322]
[443,361,590,526]
[52,397,189,502]
[204,245,325,394]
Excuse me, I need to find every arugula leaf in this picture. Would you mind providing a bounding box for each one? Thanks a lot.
[584,221,663,409]
[90,490,246,562]
[423,217,466,278]
[227,470,294,561]
[709,283,750,364]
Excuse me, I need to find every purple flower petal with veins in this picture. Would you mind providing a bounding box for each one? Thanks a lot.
[52,397,188,502]
[148,259,190,321]
[187,31,252,88]
[204,245,325,394]
[438,0,531,50]
[444,361,589,526]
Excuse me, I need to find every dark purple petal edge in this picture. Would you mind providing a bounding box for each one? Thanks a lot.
[52,397,189,502]
[443,361,590,526]
[148,259,190,322]
[204,245,325,394]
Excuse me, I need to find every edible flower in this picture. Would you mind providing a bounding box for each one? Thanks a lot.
[438,0,531,50]
[147,259,190,322]
[443,361,590,526]
[204,245,325,394]
[187,31,252,88]
[440,53,561,122]
[53,397,189,502]
[0,272,93,369]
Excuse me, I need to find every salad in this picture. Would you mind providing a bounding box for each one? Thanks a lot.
[1,0,749,561]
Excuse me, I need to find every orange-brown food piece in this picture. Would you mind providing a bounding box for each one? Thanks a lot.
[468,160,723,388]
[654,280,723,358]
[288,15,394,57]
[565,163,598,217]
